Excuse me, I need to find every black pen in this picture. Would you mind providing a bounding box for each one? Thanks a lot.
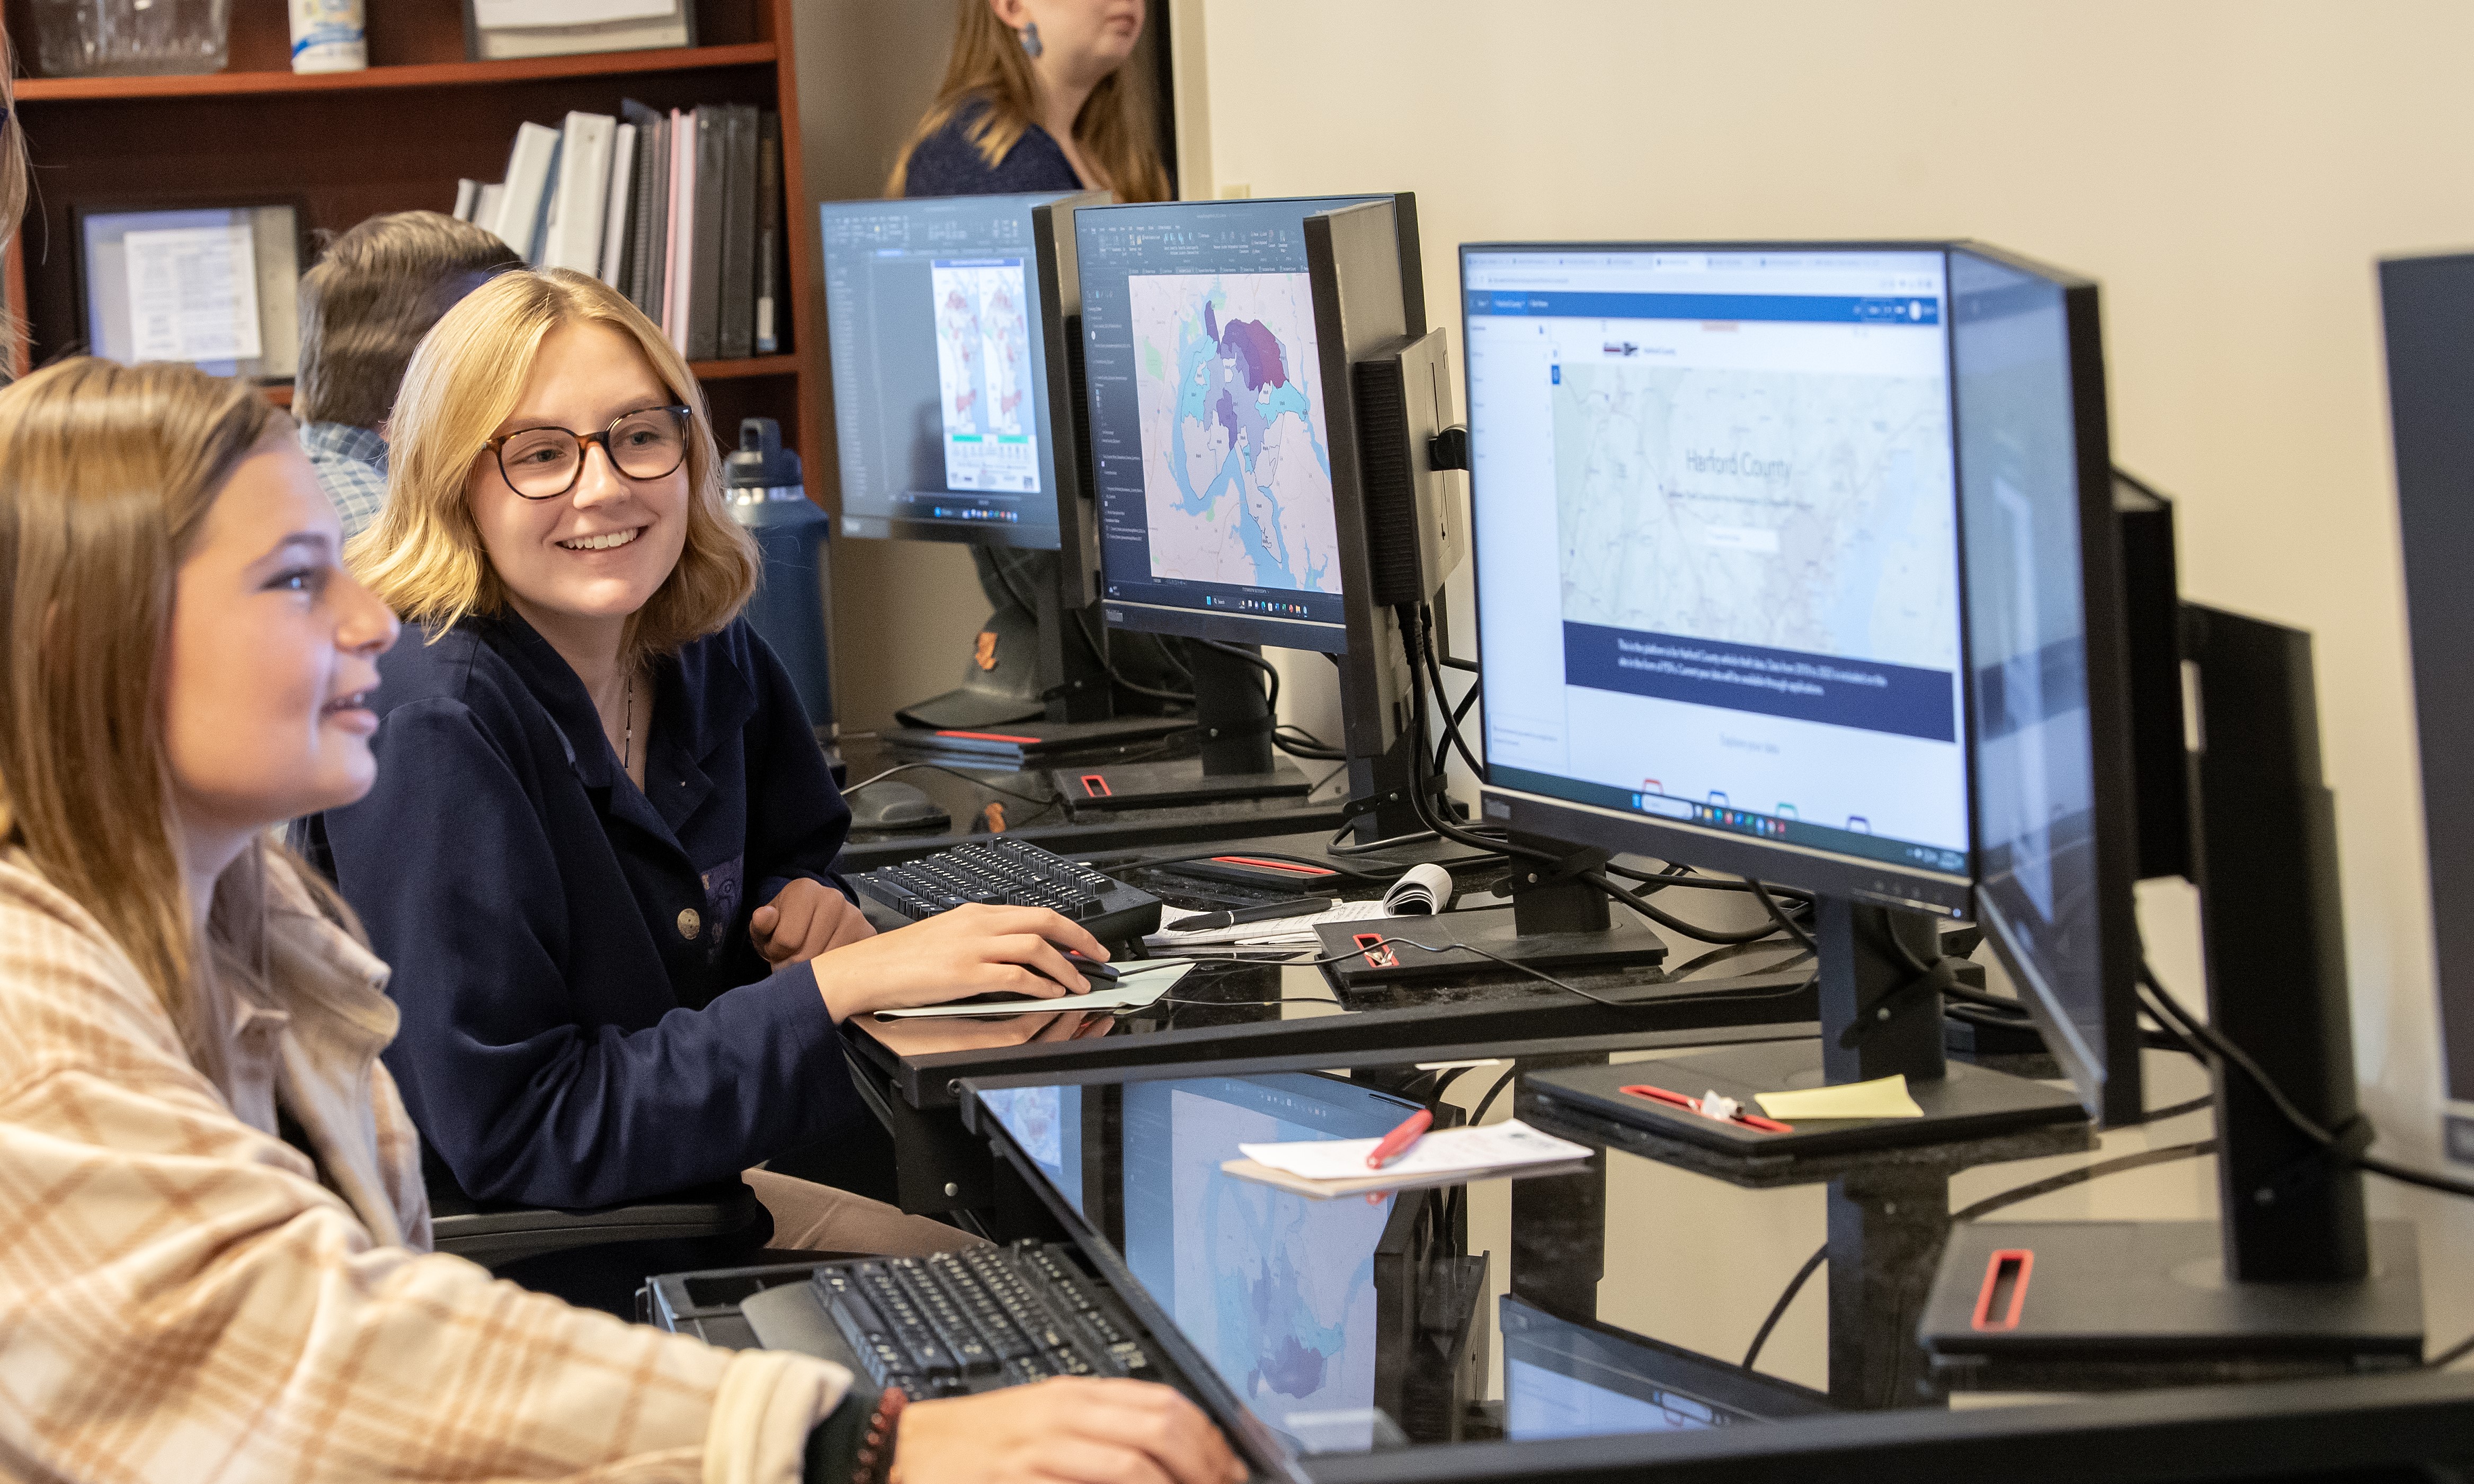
[1174,897,1329,932]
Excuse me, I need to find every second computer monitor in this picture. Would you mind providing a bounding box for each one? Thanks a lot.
[1075,194,1421,652]
[820,193,1081,549]
[1463,243,1973,910]
[1951,245,2145,1124]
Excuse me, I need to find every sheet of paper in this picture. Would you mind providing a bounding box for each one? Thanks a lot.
[1147,898,1391,947]
[124,225,260,363]
[1238,1118,1592,1182]
[1754,1074,1925,1120]
[870,962,1190,1020]
[471,0,674,30]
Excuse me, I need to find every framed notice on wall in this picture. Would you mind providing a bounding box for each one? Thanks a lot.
[75,203,304,382]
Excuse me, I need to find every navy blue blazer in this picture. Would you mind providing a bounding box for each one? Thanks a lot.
[902,98,1083,198]
[305,610,864,1209]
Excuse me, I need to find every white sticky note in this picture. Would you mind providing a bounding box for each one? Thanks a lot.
[124,225,261,364]
[1754,1074,1925,1121]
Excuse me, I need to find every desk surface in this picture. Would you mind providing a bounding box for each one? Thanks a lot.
[836,734,1351,869]
[956,1039,2474,1477]
[846,834,1818,1107]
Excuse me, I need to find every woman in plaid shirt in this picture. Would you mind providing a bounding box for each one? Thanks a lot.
[0,357,1242,1483]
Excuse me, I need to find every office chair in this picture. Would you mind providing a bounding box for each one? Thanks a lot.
[428,1167,770,1318]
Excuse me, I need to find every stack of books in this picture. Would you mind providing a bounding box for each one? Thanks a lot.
[453,101,788,359]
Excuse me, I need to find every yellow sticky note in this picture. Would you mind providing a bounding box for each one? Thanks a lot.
[1755,1074,1925,1121]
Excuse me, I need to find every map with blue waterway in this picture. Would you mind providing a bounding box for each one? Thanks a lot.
[1127,271,1339,592]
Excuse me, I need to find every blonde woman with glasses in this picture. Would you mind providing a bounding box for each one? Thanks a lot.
[305,267,1121,1261]
[0,358,1240,1484]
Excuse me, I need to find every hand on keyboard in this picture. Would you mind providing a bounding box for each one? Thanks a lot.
[807,904,1112,1022]
[897,1378,1245,1484]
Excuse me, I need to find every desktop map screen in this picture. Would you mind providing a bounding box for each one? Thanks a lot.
[1464,245,1973,877]
[1078,197,1381,647]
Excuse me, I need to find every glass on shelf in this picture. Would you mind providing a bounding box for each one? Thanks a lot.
[29,0,233,77]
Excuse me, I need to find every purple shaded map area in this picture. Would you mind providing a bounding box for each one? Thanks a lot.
[1217,318,1288,391]
[1204,300,1218,342]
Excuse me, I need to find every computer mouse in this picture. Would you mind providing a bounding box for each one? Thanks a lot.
[850,780,951,833]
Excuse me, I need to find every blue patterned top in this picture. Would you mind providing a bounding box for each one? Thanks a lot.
[300,421,389,540]
[902,98,1084,198]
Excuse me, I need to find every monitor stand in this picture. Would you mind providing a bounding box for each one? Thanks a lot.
[1316,834,1667,988]
[1912,604,2426,1389]
[1503,892,2086,1163]
[1044,641,1313,812]
[888,582,1194,764]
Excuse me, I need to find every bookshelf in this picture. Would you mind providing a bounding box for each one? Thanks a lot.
[1,0,824,503]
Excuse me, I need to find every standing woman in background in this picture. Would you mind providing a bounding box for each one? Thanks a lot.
[889,0,1170,201]
[888,1,1189,695]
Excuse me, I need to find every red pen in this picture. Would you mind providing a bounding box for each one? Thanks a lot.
[1366,1108,1433,1169]
[1619,1082,1794,1134]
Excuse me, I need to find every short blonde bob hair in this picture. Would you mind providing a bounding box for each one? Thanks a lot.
[349,268,759,655]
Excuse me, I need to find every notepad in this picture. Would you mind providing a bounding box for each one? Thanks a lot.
[1753,1074,1925,1120]
[870,963,1191,1020]
[1236,1119,1591,1182]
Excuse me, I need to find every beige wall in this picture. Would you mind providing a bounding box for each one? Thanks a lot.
[1186,0,2471,1180]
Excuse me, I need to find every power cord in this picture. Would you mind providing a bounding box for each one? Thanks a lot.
[2137,960,2474,1202]
[844,762,1054,808]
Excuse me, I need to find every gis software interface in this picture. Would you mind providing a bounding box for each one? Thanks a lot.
[1077,198,1375,650]
[1951,250,2106,1065]
[820,194,1069,548]
[1465,246,1972,878]
[1118,1072,1412,1455]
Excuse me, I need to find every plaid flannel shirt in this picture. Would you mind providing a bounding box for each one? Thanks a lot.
[299,421,390,541]
[0,845,848,1483]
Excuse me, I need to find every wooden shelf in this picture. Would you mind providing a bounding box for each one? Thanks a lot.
[16,40,775,102]
[255,354,795,410]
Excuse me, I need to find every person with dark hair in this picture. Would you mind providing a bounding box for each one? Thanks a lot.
[294,210,523,538]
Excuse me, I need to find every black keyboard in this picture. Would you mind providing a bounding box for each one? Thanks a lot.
[817,1242,1161,1397]
[852,838,1163,945]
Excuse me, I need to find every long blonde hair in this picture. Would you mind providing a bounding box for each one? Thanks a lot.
[0,359,312,1092]
[887,1,1171,203]
[350,268,760,656]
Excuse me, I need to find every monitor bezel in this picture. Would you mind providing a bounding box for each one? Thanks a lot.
[1949,242,2146,1127]
[817,192,1080,553]
[1073,192,1425,654]
[1459,238,1978,914]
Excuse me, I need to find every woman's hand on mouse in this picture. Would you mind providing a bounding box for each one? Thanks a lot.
[750,878,877,965]
[805,904,1111,1021]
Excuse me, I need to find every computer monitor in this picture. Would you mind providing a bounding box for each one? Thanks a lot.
[1116,1071,1416,1452]
[2381,249,2474,1166]
[1499,1297,1830,1438]
[821,193,1081,550]
[1949,245,2145,1128]
[1074,193,1427,654]
[819,192,1195,749]
[1461,241,2084,1149]
[1061,195,1463,833]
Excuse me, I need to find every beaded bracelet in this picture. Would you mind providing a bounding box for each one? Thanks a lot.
[851,1385,908,1484]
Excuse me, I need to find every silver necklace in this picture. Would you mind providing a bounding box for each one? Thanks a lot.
[621,672,634,770]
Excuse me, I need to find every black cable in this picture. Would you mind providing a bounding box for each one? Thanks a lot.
[1469,1065,1521,1125]
[1742,1245,1827,1371]
[1951,1139,2218,1223]
[1192,638,1279,717]
[1603,863,1816,902]
[1419,606,1484,779]
[2428,1331,2474,1371]
[1745,877,1818,953]
[2144,1094,2216,1123]
[1069,607,1197,707]
[844,762,1053,808]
